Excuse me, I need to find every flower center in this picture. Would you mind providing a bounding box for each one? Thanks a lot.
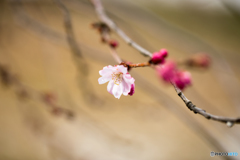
[112,72,123,85]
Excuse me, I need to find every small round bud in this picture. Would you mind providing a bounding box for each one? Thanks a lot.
[109,40,118,48]
[159,49,168,58]
[150,48,168,64]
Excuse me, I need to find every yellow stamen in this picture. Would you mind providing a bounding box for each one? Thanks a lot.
[112,72,123,85]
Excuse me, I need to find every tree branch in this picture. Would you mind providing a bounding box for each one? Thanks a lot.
[171,82,240,127]
[90,0,240,127]
[90,0,152,57]
[0,64,74,119]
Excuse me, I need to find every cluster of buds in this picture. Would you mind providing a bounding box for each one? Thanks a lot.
[156,61,192,90]
[149,49,168,65]
[149,49,191,90]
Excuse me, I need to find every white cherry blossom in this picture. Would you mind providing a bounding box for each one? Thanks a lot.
[98,65,135,99]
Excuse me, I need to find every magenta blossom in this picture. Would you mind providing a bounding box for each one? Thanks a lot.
[173,71,192,90]
[156,60,192,90]
[150,48,168,64]
[157,60,177,82]
[98,65,135,99]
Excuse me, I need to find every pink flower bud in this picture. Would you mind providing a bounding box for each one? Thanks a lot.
[173,71,192,90]
[187,53,211,68]
[156,60,176,82]
[150,48,168,64]
[128,84,135,96]
[156,60,192,90]
[159,49,168,58]
[109,40,118,48]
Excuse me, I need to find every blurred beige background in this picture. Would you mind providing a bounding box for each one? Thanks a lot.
[0,0,240,160]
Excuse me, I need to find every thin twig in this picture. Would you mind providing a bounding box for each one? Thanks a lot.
[128,62,150,68]
[101,31,122,63]
[90,0,152,57]
[99,29,151,68]
[90,0,240,127]
[110,48,122,64]
[171,82,240,126]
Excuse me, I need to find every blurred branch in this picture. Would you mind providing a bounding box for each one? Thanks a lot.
[55,0,102,104]
[90,0,240,127]
[55,0,88,75]
[171,83,240,126]
[0,64,74,119]
[221,0,240,23]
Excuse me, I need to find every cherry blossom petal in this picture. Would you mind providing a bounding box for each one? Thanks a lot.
[112,83,123,99]
[122,80,131,96]
[116,65,128,74]
[123,74,135,85]
[98,76,112,84]
[107,80,114,94]
[99,66,114,76]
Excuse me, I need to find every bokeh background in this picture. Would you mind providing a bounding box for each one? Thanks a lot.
[0,0,240,159]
